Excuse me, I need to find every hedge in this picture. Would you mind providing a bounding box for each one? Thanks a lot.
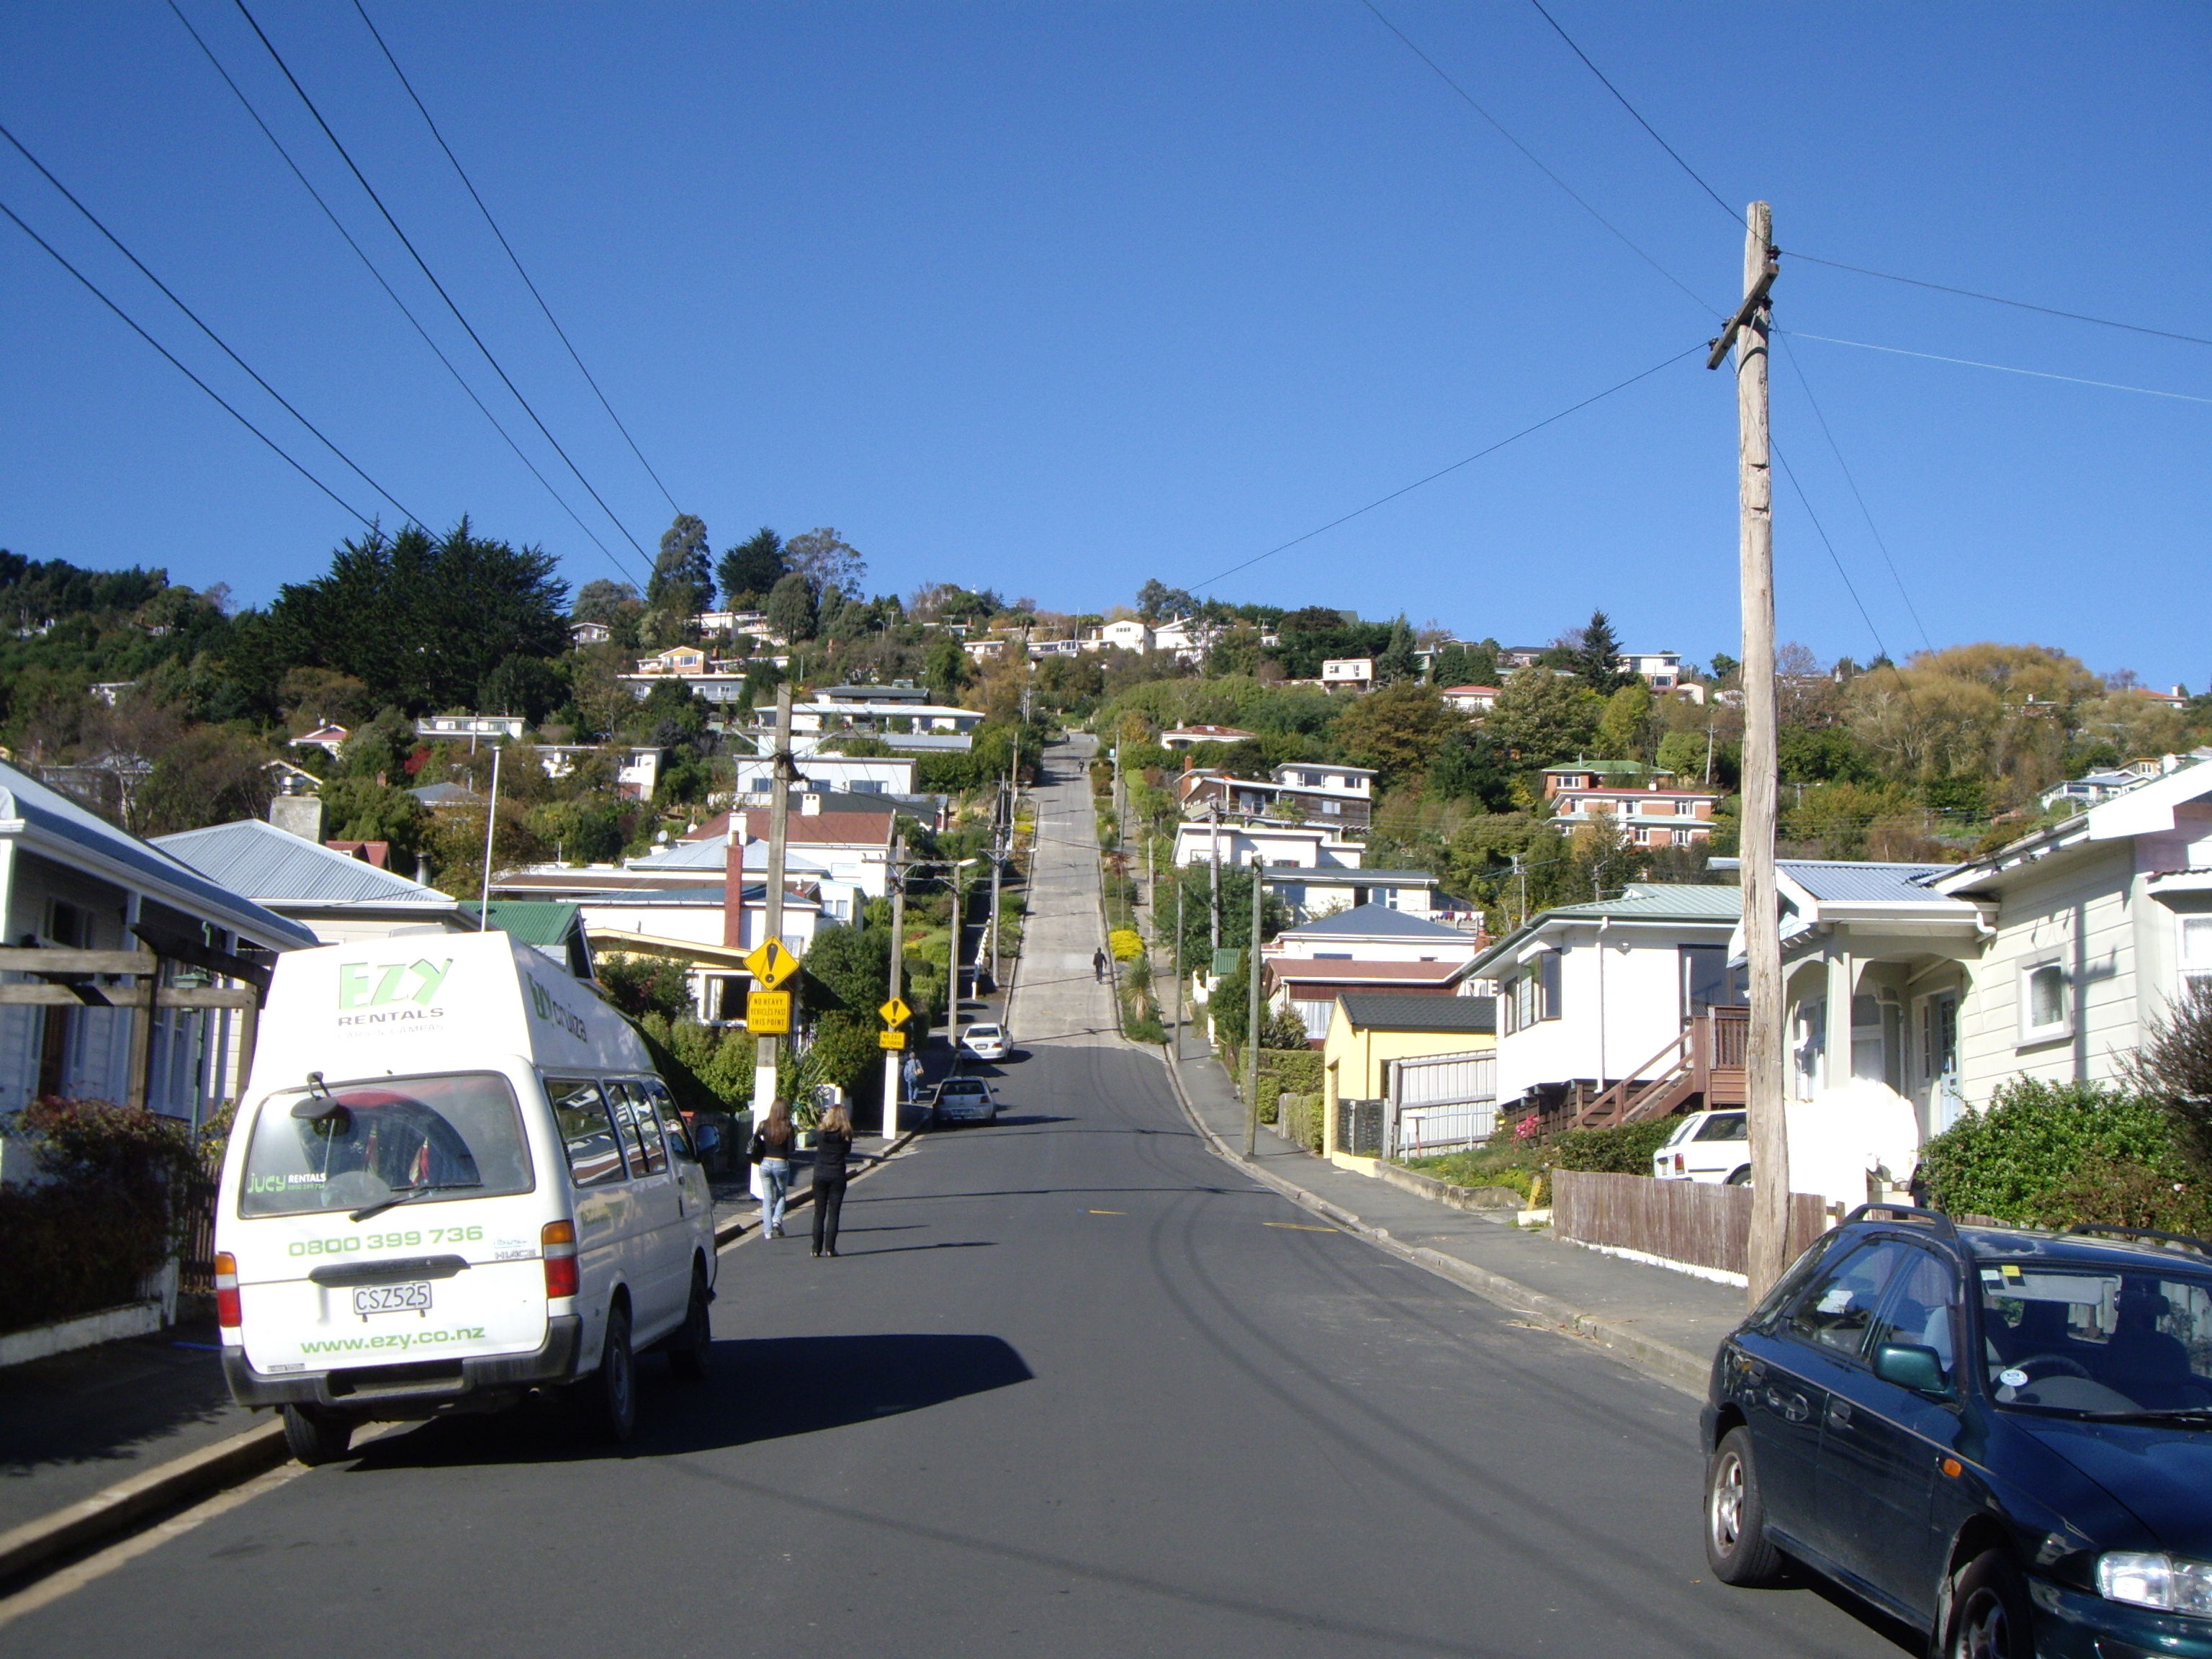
[1918,1078,2206,1232]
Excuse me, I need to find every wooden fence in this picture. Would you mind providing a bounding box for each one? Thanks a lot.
[1552,1170,1830,1278]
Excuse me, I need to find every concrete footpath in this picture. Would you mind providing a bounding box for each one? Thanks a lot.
[1159,1033,1746,1394]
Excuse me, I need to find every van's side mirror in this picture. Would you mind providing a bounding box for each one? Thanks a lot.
[1874,1343,1951,1395]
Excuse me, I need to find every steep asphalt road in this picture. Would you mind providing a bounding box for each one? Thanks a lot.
[5,742,1909,1658]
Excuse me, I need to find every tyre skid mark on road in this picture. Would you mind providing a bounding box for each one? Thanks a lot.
[1136,1143,1867,1657]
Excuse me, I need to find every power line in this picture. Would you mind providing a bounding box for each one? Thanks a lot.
[1783,329,2212,405]
[1775,332,1931,654]
[163,0,636,582]
[1357,0,1721,318]
[1784,251,2212,351]
[230,0,655,579]
[0,120,421,526]
[349,0,683,517]
[1521,0,1739,224]
[1771,438,1889,666]
[0,196,374,526]
[1192,340,1704,593]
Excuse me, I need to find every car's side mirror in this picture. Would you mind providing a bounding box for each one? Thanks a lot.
[1873,1343,1951,1396]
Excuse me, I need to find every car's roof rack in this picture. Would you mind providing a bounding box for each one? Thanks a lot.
[2061,1223,2212,1258]
[1841,1202,1959,1236]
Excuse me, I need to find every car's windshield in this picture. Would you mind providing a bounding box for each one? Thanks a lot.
[941,1080,986,1094]
[1981,1259,2212,1416]
[240,1073,533,1218]
[1694,1112,1747,1143]
[968,1027,1000,1038]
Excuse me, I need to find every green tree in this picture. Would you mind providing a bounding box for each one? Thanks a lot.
[477,654,565,724]
[1568,608,1629,695]
[571,578,639,625]
[600,953,694,1020]
[716,529,786,608]
[1592,682,1653,761]
[1655,728,1711,786]
[1375,614,1419,685]
[765,570,817,644]
[1334,683,1460,787]
[924,633,971,704]
[1488,666,1599,767]
[649,514,714,616]
[783,527,866,598]
[320,777,431,863]
[266,521,568,714]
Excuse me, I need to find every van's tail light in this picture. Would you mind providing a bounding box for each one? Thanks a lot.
[214,1251,240,1328]
[542,1220,578,1300]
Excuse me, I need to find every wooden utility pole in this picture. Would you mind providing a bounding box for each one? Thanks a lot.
[751,683,795,1117]
[1245,864,1264,1158]
[1709,202,1789,1302]
[1208,802,1223,954]
[881,833,906,1138]
[1172,869,1185,1061]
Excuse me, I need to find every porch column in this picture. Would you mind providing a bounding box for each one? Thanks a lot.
[1825,943,1855,1091]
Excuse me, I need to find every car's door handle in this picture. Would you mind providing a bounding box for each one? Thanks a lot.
[1765,1386,1811,1423]
[1826,1398,1853,1430]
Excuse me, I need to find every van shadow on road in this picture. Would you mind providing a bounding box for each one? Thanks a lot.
[338,1334,1034,1470]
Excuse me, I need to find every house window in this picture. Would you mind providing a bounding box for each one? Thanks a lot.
[2183,917,2212,994]
[1671,829,1694,847]
[2020,961,2071,1043]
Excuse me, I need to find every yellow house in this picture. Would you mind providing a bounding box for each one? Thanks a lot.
[1322,993,1498,1174]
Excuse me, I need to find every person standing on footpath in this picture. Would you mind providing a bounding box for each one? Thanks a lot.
[810,1103,881,1258]
[749,1099,796,1238]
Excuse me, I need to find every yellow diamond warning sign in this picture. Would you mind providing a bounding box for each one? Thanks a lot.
[878,997,912,1027]
[744,939,799,991]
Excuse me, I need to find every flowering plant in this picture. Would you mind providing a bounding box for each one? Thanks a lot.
[1513,1112,1542,1142]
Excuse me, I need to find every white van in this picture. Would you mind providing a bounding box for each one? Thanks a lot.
[213,933,718,1464]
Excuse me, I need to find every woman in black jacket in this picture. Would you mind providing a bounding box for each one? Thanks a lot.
[810,1104,878,1258]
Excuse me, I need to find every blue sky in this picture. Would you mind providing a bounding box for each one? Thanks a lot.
[3,3,2206,684]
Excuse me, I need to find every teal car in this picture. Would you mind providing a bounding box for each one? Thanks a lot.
[1703,1206,2212,1658]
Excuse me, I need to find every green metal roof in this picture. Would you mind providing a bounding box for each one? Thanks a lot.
[1539,883,1742,922]
[459,899,584,947]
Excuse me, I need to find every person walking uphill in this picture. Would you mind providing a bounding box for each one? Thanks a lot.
[749,1098,797,1238]
[810,1103,881,1259]
[1092,947,1107,983]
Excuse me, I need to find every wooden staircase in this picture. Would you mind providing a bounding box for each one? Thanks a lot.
[1568,1007,1749,1131]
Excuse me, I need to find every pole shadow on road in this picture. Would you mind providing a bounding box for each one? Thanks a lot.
[338,1334,1034,1470]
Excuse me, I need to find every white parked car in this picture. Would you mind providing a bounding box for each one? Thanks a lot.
[961,1023,1008,1061]
[1652,1108,1750,1184]
[213,934,717,1465]
[931,1076,998,1125]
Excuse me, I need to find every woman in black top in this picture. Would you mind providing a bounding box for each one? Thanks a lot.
[810,1104,878,1257]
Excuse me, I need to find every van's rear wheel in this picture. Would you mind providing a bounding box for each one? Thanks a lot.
[667,1264,711,1382]
[280,1404,354,1466]
[581,1303,635,1442]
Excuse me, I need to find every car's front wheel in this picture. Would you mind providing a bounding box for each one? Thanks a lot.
[1943,1551,2033,1659]
[1704,1426,1786,1586]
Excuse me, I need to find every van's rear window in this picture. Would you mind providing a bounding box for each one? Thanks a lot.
[240,1073,534,1218]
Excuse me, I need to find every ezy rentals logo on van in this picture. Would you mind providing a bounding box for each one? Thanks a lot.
[336,959,453,1028]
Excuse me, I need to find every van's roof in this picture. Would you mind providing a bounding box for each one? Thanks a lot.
[246,930,649,1103]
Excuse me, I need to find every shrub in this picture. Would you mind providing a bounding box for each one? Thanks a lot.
[2126,979,2212,1174]
[1919,1077,2199,1227]
[1403,1150,1542,1203]
[0,1099,204,1335]
[1547,1118,1677,1174]
[599,953,694,1021]
[1107,928,1144,963]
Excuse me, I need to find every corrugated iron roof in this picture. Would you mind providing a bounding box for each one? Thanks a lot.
[153,819,453,909]
[1280,903,1469,940]
[458,900,581,946]
[1778,860,1951,903]
[1542,882,1743,922]
[0,767,318,949]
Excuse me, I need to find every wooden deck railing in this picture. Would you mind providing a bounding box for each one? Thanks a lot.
[1570,1007,1750,1130]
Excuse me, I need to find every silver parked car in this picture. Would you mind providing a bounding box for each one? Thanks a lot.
[931,1076,998,1125]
